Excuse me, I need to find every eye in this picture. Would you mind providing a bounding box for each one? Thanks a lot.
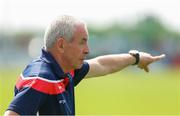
[79,41,85,45]
[79,38,87,45]
[79,40,83,45]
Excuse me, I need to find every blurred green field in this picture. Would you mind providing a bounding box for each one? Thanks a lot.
[0,68,180,115]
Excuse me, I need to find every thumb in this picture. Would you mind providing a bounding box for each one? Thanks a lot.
[144,66,149,72]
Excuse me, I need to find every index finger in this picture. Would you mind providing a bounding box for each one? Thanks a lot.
[153,54,166,61]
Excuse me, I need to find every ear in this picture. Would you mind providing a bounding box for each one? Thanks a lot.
[56,38,65,53]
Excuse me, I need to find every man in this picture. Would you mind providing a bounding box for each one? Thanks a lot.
[4,15,165,115]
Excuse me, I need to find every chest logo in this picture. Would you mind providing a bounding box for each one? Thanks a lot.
[59,100,66,104]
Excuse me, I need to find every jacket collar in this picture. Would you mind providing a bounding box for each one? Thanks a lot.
[40,48,66,78]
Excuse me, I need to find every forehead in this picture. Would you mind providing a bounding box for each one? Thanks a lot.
[72,23,88,41]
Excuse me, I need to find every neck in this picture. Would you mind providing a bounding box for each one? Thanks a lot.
[55,55,71,73]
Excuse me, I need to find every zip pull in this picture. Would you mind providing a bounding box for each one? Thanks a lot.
[66,73,73,81]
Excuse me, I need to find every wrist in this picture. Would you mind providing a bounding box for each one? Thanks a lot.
[129,50,140,65]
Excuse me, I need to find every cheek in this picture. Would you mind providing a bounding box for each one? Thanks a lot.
[72,46,82,55]
[67,46,81,60]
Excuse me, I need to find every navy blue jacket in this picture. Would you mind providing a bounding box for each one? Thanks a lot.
[7,49,89,115]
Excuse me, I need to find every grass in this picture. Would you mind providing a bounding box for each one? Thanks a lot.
[0,68,21,114]
[0,68,180,115]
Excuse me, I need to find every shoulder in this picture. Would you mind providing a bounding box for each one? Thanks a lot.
[16,59,65,94]
[74,61,89,75]
[73,62,90,86]
[22,58,55,80]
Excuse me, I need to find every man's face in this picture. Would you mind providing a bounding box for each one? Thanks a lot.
[63,24,89,69]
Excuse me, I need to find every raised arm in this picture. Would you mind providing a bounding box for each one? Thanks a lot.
[85,50,165,78]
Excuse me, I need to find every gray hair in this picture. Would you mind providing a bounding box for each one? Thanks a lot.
[44,15,86,49]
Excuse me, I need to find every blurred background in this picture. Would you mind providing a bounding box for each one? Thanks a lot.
[0,0,180,115]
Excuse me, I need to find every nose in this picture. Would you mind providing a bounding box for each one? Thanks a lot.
[84,44,89,55]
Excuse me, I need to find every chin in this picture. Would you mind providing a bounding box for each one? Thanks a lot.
[76,63,83,69]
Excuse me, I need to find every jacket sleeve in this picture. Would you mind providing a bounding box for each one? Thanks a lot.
[7,87,47,115]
